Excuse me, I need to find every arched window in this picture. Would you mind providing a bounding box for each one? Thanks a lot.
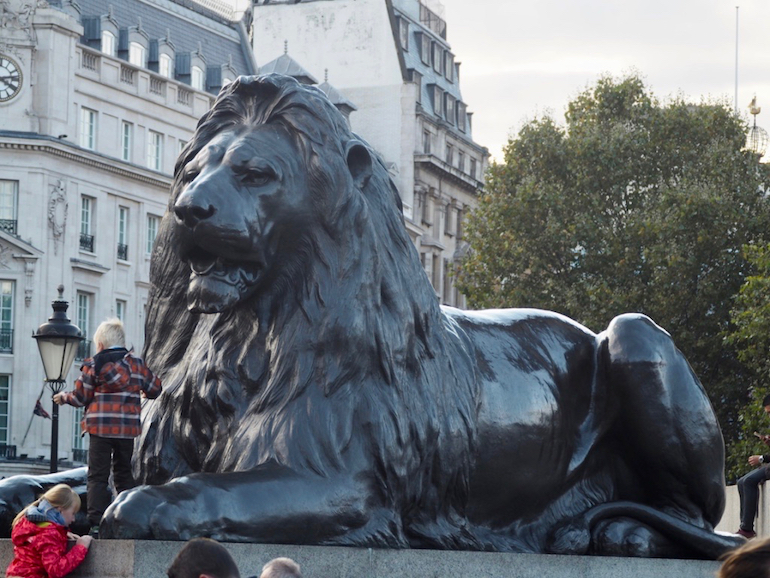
[159,53,173,78]
[191,66,205,91]
[101,30,116,56]
[129,41,146,67]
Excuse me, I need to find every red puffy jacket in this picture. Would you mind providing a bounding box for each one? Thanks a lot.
[5,517,88,578]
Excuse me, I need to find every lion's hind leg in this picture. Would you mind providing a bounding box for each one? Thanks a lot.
[601,314,725,527]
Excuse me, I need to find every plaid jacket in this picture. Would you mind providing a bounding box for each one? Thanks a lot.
[61,348,162,439]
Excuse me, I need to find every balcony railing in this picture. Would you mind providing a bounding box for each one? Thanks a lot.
[177,88,191,106]
[76,339,91,362]
[79,233,94,252]
[0,329,12,353]
[117,243,128,260]
[71,448,87,463]
[120,65,136,85]
[81,51,99,72]
[0,220,17,235]
[149,77,165,96]
[0,444,17,459]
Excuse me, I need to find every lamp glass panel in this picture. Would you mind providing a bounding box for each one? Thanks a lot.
[36,338,79,381]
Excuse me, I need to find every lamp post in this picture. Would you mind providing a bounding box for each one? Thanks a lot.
[32,285,83,473]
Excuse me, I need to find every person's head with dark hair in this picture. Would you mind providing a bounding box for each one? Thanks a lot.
[167,538,241,578]
[259,557,302,578]
[762,394,770,410]
[718,537,770,578]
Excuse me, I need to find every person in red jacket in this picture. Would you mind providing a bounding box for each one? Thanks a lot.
[53,318,162,536]
[5,483,92,578]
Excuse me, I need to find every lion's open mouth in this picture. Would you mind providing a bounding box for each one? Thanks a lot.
[185,245,263,313]
[187,246,261,284]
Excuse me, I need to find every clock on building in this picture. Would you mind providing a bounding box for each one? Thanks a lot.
[0,55,22,102]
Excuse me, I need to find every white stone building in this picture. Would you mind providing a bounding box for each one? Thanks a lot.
[251,0,489,308]
[0,0,255,466]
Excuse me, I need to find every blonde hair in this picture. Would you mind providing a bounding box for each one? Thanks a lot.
[12,483,81,527]
[93,318,126,349]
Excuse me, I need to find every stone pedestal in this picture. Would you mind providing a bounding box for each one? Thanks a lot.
[0,539,722,577]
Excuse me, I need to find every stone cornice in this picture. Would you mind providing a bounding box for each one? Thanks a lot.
[0,136,172,190]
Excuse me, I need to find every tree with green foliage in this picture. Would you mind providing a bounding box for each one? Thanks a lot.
[457,74,770,462]
[726,243,770,482]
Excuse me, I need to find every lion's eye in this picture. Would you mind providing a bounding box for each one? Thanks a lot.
[241,169,274,187]
[182,166,200,183]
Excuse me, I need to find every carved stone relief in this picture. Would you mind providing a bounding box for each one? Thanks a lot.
[47,179,67,255]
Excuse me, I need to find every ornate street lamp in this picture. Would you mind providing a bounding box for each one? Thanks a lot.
[32,285,83,473]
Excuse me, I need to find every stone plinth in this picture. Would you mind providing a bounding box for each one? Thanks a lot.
[0,539,722,577]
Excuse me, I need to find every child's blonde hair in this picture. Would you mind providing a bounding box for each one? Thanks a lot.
[12,483,81,527]
[93,318,126,349]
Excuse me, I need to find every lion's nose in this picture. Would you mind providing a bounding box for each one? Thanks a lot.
[174,197,216,229]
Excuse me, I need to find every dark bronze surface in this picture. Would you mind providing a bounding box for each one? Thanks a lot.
[0,75,742,558]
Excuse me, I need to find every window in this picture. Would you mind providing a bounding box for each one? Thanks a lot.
[398,17,409,50]
[121,121,132,162]
[445,144,453,166]
[72,407,86,454]
[442,258,451,303]
[444,203,454,236]
[445,94,455,126]
[457,151,464,172]
[101,31,116,57]
[159,54,173,79]
[456,207,463,238]
[117,206,128,260]
[433,86,443,118]
[0,282,13,353]
[421,191,432,225]
[432,42,442,74]
[147,131,162,171]
[146,214,159,254]
[456,102,467,133]
[115,299,126,322]
[469,157,477,180]
[80,196,94,252]
[80,108,96,150]
[76,292,91,361]
[178,139,187,153]
[129,41,146,67]
[432,254,440,289]
[420,33,431,65]
[423,131,431,154]
[410,70,422,105]
[0,376,9,444]
[0,180,17,235]
[191,66,205,91]
[444,52,454,82]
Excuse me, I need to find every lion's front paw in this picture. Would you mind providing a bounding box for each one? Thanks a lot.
[100,486,163,539]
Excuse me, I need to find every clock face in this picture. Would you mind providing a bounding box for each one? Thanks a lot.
[0,55,22,102]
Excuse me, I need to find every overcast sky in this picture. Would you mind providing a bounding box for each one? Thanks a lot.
[437,0,770,161]
[231,0,770,162]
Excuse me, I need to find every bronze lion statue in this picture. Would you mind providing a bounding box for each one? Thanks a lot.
[1,74,742,558]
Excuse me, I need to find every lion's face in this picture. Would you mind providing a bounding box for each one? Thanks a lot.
[172,124,315,313]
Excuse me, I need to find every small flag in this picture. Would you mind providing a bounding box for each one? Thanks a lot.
[33,400,50,419]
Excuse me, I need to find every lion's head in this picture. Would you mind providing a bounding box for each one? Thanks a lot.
[166,75,380,314]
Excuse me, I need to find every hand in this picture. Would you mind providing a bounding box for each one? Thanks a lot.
[76,535,93,549]
[52,393,66,405]
[749,455,764,467]
[67,532,79,540]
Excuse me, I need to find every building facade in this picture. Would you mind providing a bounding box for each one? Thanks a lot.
[0,0,254,464]
[251,0,489,308]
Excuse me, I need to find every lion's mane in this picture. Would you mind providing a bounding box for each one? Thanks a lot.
[136,75,479,548]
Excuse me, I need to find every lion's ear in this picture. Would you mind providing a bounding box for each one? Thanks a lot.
[346,141,372,189]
